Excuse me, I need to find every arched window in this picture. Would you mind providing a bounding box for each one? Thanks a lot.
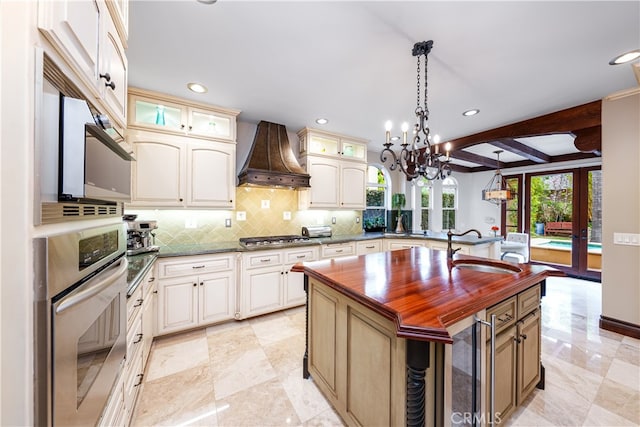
[364,165,389,231]
[442,177,458,230]
[412,178,432,231]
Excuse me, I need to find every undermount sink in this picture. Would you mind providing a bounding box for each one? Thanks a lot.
[452,260,522,275]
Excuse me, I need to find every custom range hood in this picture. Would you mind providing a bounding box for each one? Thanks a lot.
[238,120,310,188]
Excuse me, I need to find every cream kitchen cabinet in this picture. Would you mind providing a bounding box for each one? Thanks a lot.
[240,246,319,319]
[485,283,542,423]
[38,0,128,128]
[298,128,368,210]
[128,88,239,143]
[128,129,236,208]
[297,127,368,162]
[385,238,427,251]
[321,241,356,259]
[105,0,128,46]
[300,157,367,209]
[156,254,236,336]
[356,239,383,255]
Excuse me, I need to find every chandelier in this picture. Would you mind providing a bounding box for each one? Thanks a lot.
[380,40,452,181]
[482,150,515,204]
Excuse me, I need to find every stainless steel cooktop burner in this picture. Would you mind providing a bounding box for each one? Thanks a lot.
[239,235,310,247]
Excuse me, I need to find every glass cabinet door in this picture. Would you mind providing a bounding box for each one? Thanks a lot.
[309,135,339,156]
[132,99,184,132]
[189,109,232,140]
[341,140,367,160]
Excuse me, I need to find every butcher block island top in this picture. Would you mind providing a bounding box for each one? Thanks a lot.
[291,246,562,344]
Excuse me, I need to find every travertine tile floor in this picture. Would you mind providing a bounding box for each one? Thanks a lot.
[131,277,639,426]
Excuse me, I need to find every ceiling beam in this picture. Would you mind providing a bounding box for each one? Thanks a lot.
[573,125,601,156]
[489,138,551,163]
[446,100,601,151]
[450,150,501,168]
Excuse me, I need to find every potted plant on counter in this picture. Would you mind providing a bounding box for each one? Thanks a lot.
[391,193,406,233]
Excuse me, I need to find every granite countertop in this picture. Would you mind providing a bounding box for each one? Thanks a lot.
[292,247,562,343]
[147,232,502,259]
[126,252,158,297]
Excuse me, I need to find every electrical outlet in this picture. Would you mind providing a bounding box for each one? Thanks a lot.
[261,200,270,209]
[225,218,232,227]
[236,211,246,221]
[283,211,291,220]
[332,217,336,224]
[185,218,197,229]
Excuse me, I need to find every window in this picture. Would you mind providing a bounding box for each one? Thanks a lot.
[442,177,457,230]
[413,179,432,231]
[364,165,388,231]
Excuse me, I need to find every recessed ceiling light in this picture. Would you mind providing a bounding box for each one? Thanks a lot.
[187,82,208,93]
[609,49,640,65]
[315,118,328,125]
[462,109,480,117]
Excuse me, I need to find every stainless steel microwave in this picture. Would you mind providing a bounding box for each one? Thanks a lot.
[59,96,133,203]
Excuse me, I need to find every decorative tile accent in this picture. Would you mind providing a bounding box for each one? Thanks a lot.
[126,188,363,246]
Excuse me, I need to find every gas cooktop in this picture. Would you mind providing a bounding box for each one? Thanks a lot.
[239,235,310,247]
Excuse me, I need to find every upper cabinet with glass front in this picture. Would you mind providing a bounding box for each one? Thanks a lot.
[128,87,239,142]
[297,128,368,162]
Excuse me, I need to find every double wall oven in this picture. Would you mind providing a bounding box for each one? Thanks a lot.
[34,223,128,426]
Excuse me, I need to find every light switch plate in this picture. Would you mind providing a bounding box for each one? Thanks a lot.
[614,232,640,246]
[332,217,337,224]
[225,218,232,227]
[236,211,246,221]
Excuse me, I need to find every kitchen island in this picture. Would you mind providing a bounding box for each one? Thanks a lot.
[291,247,562,426]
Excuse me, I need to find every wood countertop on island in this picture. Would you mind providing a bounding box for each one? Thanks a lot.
[291,246,562,343]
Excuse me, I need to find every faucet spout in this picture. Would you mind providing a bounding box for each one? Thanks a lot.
[446,229,482,260]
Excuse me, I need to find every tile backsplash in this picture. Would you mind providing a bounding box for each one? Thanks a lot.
[126,187,363,246]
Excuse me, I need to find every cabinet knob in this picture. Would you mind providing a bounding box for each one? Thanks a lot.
[193,283,197,287]
[200,282,204,286]
[189,125,193,131]
[179,198,184,202]
[520,333,527,340]
[104,81,116,90]
[99,72,111,82]
[153,290,158,294]
[181,124,185,129]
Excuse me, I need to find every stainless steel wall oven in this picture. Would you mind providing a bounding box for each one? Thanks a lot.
[34,223,128,426]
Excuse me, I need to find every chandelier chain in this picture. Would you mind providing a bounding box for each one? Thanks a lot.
[416,55,421,116]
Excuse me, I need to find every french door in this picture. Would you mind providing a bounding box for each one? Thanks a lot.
[502,167,601,280]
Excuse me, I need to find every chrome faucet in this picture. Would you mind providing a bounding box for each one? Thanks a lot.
[447,229,482,260]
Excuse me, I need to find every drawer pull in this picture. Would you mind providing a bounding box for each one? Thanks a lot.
[148,277,155,282]
[192,265,206,269]
[335,249,343,253]
[520,333,527,340]
[134,374,144,387]
[497,314,513,323]
[133,333,143,344]
[133,298,143,308]
[260,258,272,263]
[296,255,307,259]
[366,245,375,249]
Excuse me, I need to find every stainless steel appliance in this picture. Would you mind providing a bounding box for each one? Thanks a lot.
[59,95,133,203]
[239,234,310,248]
[301,225,332,238]
[125,219,159,255]
[34,223,128,426]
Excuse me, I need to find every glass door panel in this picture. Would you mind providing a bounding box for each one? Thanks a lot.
[133,99,183,131]
[585,169,602,273]
[529,172,574,268]
[189,109,232,139]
